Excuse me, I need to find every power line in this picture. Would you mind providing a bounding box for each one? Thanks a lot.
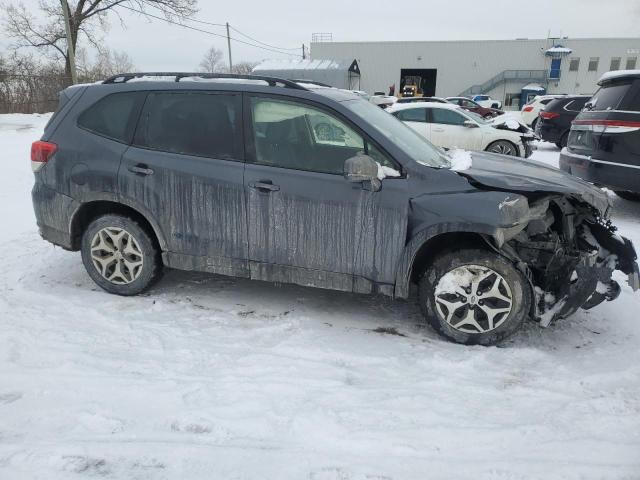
[121,3,302,57]
[229,25,301,52]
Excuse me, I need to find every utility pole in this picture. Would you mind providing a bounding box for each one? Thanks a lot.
[60,0,77,84]
[302,44,306,60]
[226,22,233,72]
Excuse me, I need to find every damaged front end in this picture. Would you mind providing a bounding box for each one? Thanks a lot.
[493,194,639,326]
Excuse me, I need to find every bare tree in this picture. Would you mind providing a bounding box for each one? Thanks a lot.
[77,46,136,78]
[231,61,258,75]
[198,46,225,73]
[2,0,197,84]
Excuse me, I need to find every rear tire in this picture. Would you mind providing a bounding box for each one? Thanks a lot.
[81,214,162,296]
[556,132,568,149]
[615,190,640,202]
[418,249,531,346]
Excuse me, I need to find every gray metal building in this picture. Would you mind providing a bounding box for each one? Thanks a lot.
[310,37,640,107]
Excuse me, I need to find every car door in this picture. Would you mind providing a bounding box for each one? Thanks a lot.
[393,107,430,140]
[119,90,249,276]
[243,94,409,292]
[428,107,477,150]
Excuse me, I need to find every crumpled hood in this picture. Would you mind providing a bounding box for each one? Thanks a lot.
[456,151,611,214]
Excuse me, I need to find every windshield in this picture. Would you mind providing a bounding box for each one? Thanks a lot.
[464,110,490,125]
[344,99,450,168]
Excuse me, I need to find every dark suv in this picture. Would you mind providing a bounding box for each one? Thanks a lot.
[31,72,639,345]
[536,95,591,148]
[560,71,640,201]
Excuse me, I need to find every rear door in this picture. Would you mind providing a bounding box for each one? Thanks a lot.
[243,94,408,291]
[119,90,249,276]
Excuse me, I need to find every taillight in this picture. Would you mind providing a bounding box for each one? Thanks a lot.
[31,141,57,172]
[522,105,534,112]
[540,111,560,120]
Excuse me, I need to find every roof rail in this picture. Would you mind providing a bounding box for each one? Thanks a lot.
[102,72,309,90]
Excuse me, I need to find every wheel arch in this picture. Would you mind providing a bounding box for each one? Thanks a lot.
[69,197,167,252]
[394,225,496,299]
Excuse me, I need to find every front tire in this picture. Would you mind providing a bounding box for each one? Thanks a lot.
[486,140,518,156]
[81,214,162,296]
[418,249,531,345]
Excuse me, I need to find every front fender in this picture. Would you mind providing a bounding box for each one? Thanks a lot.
[393,190,532,298]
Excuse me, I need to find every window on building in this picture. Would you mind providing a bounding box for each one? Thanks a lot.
[134,92,240,160]
[569,58,580,72]
[610,57,622,71]
[588,57,600,72]
[626,57,637,70]
[78,92,145,143]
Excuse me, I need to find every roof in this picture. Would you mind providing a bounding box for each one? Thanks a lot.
[598,69,640,84]
[253,58,359,74]
[522,83,545,91]
[388,102,460,112]
[545,46,573,55]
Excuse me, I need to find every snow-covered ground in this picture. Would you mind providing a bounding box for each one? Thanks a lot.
[1,114,640,480]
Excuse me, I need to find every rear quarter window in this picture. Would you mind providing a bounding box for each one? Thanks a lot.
[78,92,145,143]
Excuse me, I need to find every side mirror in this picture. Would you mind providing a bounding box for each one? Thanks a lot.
[463,120,479,128]
[344,153,381,192]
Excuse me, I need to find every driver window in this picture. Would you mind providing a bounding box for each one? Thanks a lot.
[251,97,397,174]
[251,97,365,174]
[431,109,467,126]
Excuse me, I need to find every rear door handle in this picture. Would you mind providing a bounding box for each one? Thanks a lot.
[127,164,154,176]
[249,181,280,192]
[432,128,445,133]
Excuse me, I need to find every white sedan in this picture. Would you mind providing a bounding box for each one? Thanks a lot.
[387,102,536,157]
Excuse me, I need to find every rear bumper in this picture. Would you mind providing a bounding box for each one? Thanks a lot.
[32,183,76,250]
[559,149,640,194]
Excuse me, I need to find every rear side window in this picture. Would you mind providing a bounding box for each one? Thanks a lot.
[588,82,632,111]
[564,98,588,112]
[78,92,144,143]
[540,98,553,105]
[134,92,240,160]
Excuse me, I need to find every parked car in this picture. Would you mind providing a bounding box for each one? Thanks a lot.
[396,96,449,104]
[31,72,638,346]
[446,97,504,118]
[520,94,566,129]
[535,95,591,148]
[388,102,536,157]
[370,91,397,109]
[560,71,640,201]
[472,94,502,109]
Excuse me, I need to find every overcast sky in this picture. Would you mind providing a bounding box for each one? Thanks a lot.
[1,0,639,70]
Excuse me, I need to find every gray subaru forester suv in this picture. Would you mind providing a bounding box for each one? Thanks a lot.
[31,73,639,345]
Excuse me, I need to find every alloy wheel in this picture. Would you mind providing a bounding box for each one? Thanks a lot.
[90,227,144,285]
[434,265,513,334]
[488,141,517,156]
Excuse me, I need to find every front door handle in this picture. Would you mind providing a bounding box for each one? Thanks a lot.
[432,128,445,133]
[249,181,280,192]
[128,164,154,176]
